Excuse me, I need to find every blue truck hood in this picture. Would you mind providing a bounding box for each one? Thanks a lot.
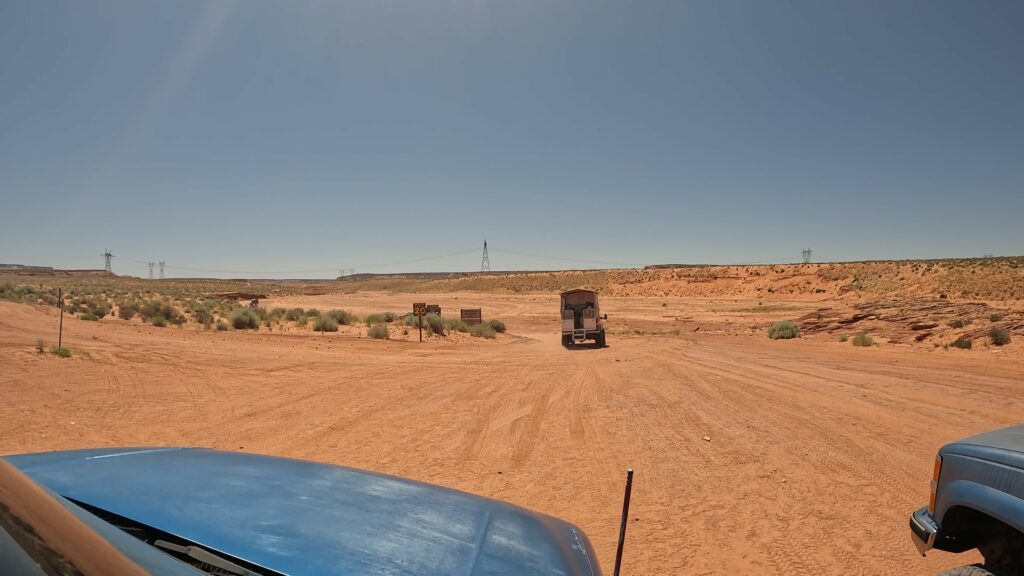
[3,448,600,576]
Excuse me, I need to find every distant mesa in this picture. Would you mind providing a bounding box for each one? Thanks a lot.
[0,264,113,277]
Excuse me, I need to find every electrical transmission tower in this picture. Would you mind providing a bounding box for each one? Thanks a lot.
[158,261,165,279]
[148,262,155,279]
[480,240,491,273]
[801,248,813,264]
[104,249,114,273]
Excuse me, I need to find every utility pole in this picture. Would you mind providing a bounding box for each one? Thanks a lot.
[158,261,165,279]
[57,287,64,349]
[480,240,491,273]
[148,262,155,279]
[801,248,812,264]
[104,249,114,273]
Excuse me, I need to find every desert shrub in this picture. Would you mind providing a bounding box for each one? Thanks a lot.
[80,312,99,321]
[151,315,168,327]
[305,308,321,317]
[852,331,874,347]
[444,318,471,332]
[215,321,230,331]
[767,320,800,340]
[487,319,507,333]
[950,336,972,349]
[424,314,445,336]
[990,313,1004,322]
[368,323,390,339]
[140,300,185,324]
[365,312,397,325]
[296,315,308,327]
[989,327,1011,346]
[35,339,46,353]
[270,307,287,319]
[326,309,356,325]
[191,307,214,326]
[230,308,260,330]
[50,346,71,358]
[948,319,965,329]
[118,302,140,320]
[313,316,339,332]
[837,334,849,342]
[401,314,421,327]
[93,303,111,318]
[285,308,305,321]
[469,323,497,339]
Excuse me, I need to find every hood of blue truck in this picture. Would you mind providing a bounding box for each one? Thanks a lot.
[3,448,600,576]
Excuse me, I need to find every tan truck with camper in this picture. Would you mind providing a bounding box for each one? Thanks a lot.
[560,289,606,347]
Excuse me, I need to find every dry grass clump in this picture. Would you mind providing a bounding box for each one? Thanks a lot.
[852,331,874,347]
[313,316,339,332]
[767,320,800,340]
[368,323,390,339]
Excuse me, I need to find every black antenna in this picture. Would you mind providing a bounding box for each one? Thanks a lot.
[613,468,634,576]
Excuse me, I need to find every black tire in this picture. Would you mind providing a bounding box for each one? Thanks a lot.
[935,565,995,576]
[561,334,572,347]
[596,330,606,347]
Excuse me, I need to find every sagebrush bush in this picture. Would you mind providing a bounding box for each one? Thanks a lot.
[35,339,46,353]
[326,309,356,325]
[215,321,230,331]
[230,308,260,330]
[314,316,339,332]
[469,324,497,339]
[487,319,506,333]
[80,312,99,321]
[118,302,140,320]
[192,307,214,326]
[989,327,1011,346]
[151,315,168,327]
[305,308,321,317]
[444,318,471,332]
[852,331,874,347]
[365,312,397,325]
[296,315,308,327]
[368,323,390,339]
[949,319,965,329]
[951,336,972,349]
[285,308,305,321]
[767,320,800,340]
[990,314,1004,322]
[424,314,445,336]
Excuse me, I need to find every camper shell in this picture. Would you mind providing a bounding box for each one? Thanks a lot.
[560,289,606,347]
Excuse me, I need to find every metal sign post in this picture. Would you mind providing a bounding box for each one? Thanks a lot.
[57,287,64,349]
[613,468,634,576]
[413,303,426,343]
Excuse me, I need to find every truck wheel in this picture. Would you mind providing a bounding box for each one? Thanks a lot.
[561,334,571,347]
[596,330,606,347]
[935,566,995,576]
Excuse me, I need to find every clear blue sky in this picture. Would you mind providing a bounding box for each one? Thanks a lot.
[2,1,1022,278]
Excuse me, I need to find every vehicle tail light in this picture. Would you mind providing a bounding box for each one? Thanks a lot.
[928,455,942,513]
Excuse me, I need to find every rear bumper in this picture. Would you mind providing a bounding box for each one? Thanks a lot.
[909,506,938,556]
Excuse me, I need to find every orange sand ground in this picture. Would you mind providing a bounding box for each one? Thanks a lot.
[3,283,1022,575]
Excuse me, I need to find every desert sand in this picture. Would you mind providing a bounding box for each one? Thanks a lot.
[3,270,1023,575]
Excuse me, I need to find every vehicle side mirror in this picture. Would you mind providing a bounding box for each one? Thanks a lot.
[602,314,608,320]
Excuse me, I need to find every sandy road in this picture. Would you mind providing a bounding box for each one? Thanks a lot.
[1,295,1021,575]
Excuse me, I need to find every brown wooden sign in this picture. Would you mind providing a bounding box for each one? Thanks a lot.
[413,303,427,316]
[426,304,441,315]
[460,309,483,325]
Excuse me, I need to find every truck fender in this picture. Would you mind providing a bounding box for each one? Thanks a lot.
[937,479,1024,536]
